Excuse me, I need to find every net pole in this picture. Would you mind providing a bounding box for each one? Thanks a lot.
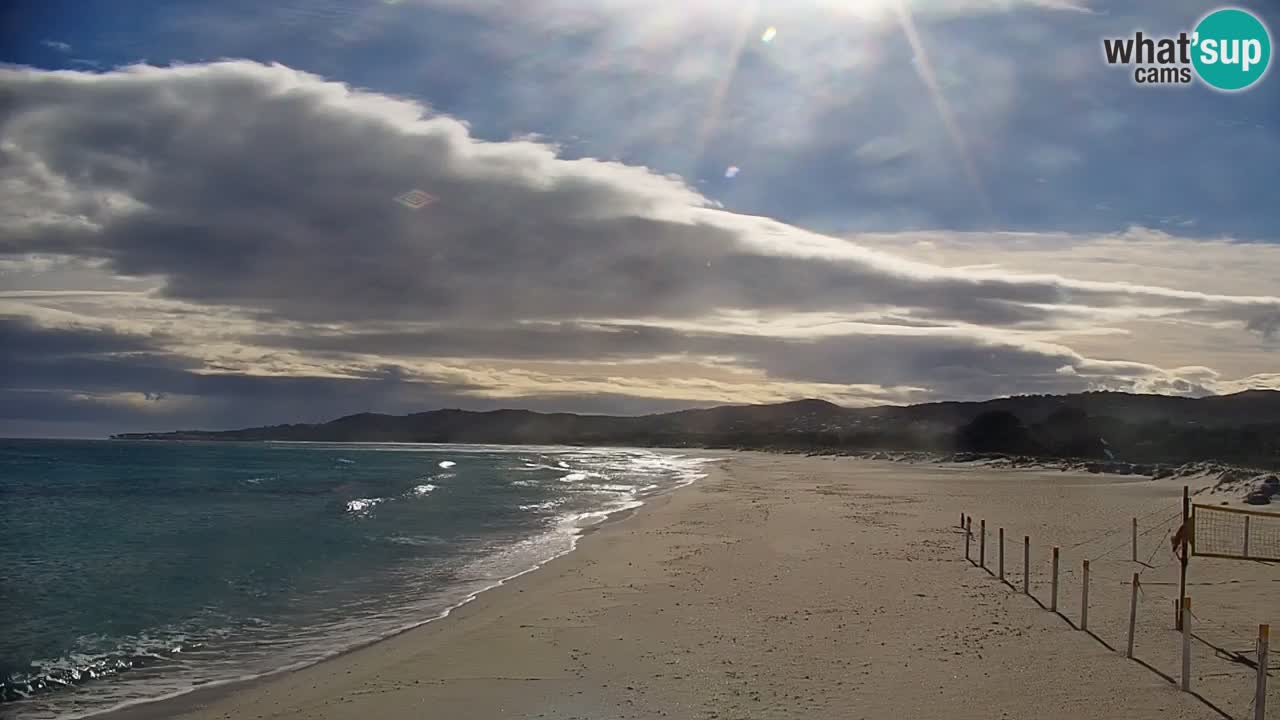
[1080,560,1089,631]
[1243,515,1250,559]
[1023,536,1030,596]
[1178,486,1189,630]
[998,527,1004,581]
[1180,596,1192,693]
[980,519,986,569]
[1126,573,1139,658]
[1050,546,1060,612]
[1256,625,1270,720]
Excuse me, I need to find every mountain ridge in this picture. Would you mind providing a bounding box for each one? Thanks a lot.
[113,390,1280,468]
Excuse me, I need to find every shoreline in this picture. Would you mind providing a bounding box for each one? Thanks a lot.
[70,453,1279,719]
[83,457,716,720]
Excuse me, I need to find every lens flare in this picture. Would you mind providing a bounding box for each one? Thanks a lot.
[695,1,761,164]
[890,0,992,219]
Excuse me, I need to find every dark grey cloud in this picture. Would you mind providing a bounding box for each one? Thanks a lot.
[0,316,477,434]
[1,61,1277,436]
[248,320,1094,399]
[0,315,723,436]
[0,297,1255,437]
[1,314,158,359]
[2,62,1274,331]
[0,314,1059,435]
[0,314,226,397]
[1246,311,1280,340]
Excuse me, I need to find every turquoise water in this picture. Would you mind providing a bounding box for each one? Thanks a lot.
[0,440,708,719]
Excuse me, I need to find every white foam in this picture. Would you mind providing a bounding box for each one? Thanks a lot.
[344,498,385,515]
[18,448,715,720]
[438,460,456,469]
[589,483,637,494]
[558,472,587,482]
[517,499,565,512]
[409,484,436,497]
[384,535,448,547]
[518,463,561,472]
[557,501,644,532]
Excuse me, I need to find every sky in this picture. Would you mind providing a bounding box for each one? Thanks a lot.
[1,0,1278,437]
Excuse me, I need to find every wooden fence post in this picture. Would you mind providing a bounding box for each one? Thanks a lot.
[1023,536,1030,596]
[1131,517,1138,563]
[1181,597,1192,692]
[1243,515,1251,559]
[1081,560,1090,631]
[961,512,965,529]
[979,519,986,569]
[1050,546,1060,612]
[1256,624,1270,720]
[965,517,971,562]
[998,528,1005,581]
[1126,573,1139,658]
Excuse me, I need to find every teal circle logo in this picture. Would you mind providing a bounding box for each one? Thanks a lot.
[1192,8,1271,91]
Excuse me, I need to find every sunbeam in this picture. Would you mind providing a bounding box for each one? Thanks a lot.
[694,0,762,167]
[890,0,994,221]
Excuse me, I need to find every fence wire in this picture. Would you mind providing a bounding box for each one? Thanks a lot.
[959,506,1275,718]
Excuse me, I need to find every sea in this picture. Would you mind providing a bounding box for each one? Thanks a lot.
[0,439,711,720]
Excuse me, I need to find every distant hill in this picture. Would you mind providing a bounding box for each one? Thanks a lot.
[113,390,1280,468]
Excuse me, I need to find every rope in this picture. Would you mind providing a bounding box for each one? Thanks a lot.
[1063,502,1182,552]
[976,507,1182,561]
[1132,516,1179,599]
[1138,513,1182,577]
[957,509,1275,699]
[982,513,1182,580]
[1087,534,1139,563]
[1083,510,1182,563]
[1142,510,1185,536]
[1140,535,1171,573]
[1066,523,1130,551]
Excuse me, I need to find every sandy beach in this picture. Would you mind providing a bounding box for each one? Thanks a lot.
[108,451,1278,720]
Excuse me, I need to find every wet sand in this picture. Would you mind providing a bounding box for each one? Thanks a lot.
[110,451,1278,720]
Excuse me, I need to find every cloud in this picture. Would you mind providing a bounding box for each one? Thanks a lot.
[0,60,1277,435]
[84,0,1273,246]
[1029,0,1094,12]
[0,315,493,433]
[408,0,1098,31]
[41,40,72,53]
[3,62,1277,329]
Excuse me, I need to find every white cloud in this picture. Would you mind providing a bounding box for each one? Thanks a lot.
[0,60,1277,431]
